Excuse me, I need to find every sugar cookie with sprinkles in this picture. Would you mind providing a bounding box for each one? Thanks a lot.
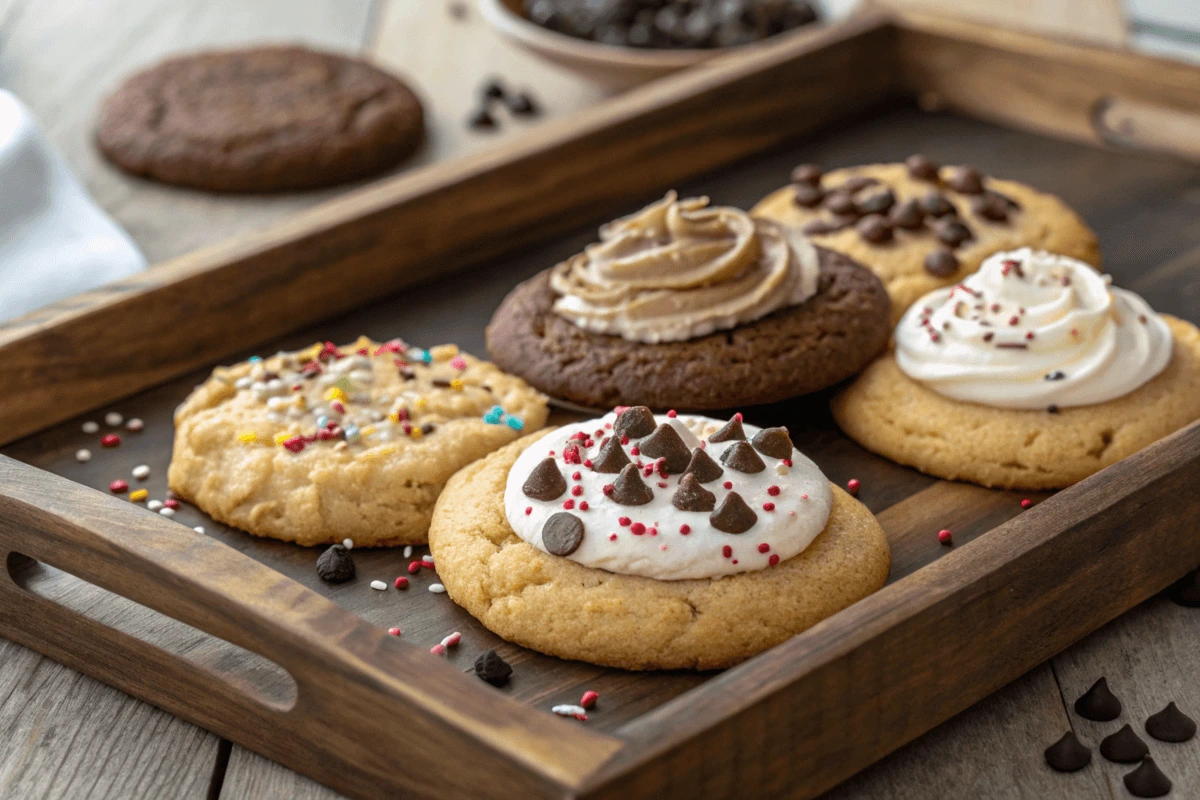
[168,336,548,546]
[428,406,890,670]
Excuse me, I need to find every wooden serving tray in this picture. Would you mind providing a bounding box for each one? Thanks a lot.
[1,10,1199,799]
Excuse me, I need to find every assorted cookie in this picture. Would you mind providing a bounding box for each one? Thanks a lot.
[97,46,425,192]
[168,336,548,546]
[427,406,890,669]
[487,192,891,409]
[752,159,1101,323]
[832,249,1200,489]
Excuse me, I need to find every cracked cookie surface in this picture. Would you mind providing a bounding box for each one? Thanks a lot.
[428,429,890,670]
[831,316,1200,490]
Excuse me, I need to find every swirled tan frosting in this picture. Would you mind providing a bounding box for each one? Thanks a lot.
[549,192,820,343]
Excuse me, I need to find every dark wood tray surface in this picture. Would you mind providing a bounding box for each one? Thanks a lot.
[5,104,1199,736]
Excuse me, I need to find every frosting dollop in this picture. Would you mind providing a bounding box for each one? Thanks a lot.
[504,410,833,580]
[549,192,820,343]
[896,249,1172,409]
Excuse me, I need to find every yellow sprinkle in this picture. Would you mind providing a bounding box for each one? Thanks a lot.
[324,386,347,402]
[430,344,459,361]
[380,446,395,455]
[237,432,258,444]
[410,426,424,439]
[450,379,463,392]
[416,398,427,409]
[388,412,400,423]
[129,489,148,502]
[362,426,376,436]
[300,343,323,361]
[274,433,289,446]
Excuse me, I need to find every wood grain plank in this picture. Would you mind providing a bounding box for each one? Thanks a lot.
[221,750,343,800]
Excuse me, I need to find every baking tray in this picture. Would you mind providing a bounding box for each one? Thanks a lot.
[1,10,1199,799]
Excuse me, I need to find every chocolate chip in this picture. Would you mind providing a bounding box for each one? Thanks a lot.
[614,406,656,438]
[591,437,631,473]
[906,154,940,181]
[1075,677,1122,721]
[1165,568,1200,607]
[710,491,757,533]
[542,512,585,556]
[673,473,716,512]
[801,216,856,235]
[720,441,765,474]
[856,189,895,215]
[1124,756,1173,798]
[945,165,984,194]
[1146,702,1197,742]
[935,218,973,248]
[1101,724,1149,763]
[751,426,793,459]
[1045,370,1066,381]
[791,163,822,185]
[1044,732,1091,772]
[988,188,1021,210]
[921,192,955,217]
[610,463,653,505]
[792,182,824,207]
[421,423,436,435]
[924,248,959,277]
[315,544,355,583]
[522,458,567,501]
[971,192,1008,221]
[822,191,858,216]
[683,448,723,483]
[474,650,512,687]
[888,199,924,229]
[432,378,452,387]
[856,214,892,244]
[508,92,539,116]
[708,416,746,443]
[840,176,879,194]
[469,107,497,130]
[639,423,692,474]
[482,78,506,101]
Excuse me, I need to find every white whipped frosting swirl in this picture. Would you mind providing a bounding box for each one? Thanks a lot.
[504,412,833,581]
[896,249,1172,409]
[550,192,820,343]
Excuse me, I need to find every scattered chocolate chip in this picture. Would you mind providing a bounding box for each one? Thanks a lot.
[1045,371,1066,381]
[792,182,824,207]
[1164,568,1200,607]
[683,448,723,483]
[315,544,355,583]
[1146,702,1197,742]
[710,491,758,533]
[751,426,793,459]
[469,107,497,130]
[1124,756,1173,798]
[856,214,893,244]
[542,512,585,556]
[592,437,631,473]
[791,163,822,185]
[610,463,654,505]
[906,154,940,181]
[709,416,746,443]
[840,176,879,194]
[421,423,436,435]
[822,191,858,216]
[935,218,973,248]
[673,473,716,512]
[482,78,506,101]
[945,165,984,194]
[1075,677,1122,721]
[1047,404,1060,414]
[920,192,956,217]
[474,649,512,687]
[432,378,453,387]
[1044,732,1091,772]
[614,406,656,438]
[888,199,925,229]
[924,248,959,277]
[523,458,567,501]
[720,441,766,474]
[449,1,468,20]
[507,92,539,116]
[1101,724,1149,763]
[971,192,1009,221]
[640,423,693,474]
[856,188,895,215]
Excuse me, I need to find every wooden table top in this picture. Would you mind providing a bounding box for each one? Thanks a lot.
[0,1,1197,797]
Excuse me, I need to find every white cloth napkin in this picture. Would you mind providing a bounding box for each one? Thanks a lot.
[0,90,146,322]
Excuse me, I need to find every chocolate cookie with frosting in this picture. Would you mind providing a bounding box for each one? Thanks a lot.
[486,192,891,410]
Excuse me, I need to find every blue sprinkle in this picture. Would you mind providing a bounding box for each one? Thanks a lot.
[344,425,361,444]
[506,417,524,431]
[248,356,262,363]
[484,413,501,425]
[420,350,432,364]
[316,415,329,429]
[490,405,504,416]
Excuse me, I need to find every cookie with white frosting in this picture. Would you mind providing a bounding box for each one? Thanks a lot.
[169,336,548,546]
[832,249,1200,489]
[486,192,891,410]
[428,407,890,670]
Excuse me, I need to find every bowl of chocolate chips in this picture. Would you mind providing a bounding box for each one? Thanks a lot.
[480,0,824,88]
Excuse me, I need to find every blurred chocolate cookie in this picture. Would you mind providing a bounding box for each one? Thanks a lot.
[96,46,424,192]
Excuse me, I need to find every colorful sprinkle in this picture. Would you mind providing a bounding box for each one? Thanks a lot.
[388,627,402,636]
[237,431,258,444]
[125,418,144,432]
[129,489,148,502]
[101,434,121,448]
[757,543,770,553]
[105,412,124,426]
[132,464,150,480]
[506,416,524,431]
[1021,498,1033,509]
[408,561,422,574]
[768,554,780,566]
[938,529,953,546]
[109,480,128,493]
[82,421,99,434]
[679,524,690,535]
[847,478,861,496]
[722,545,733,558]
[429,583,446,593]
[441,632,462,647]
[370,580,388,591]
[580,690,599,709]
[75,449,92,463]
[394,576,409,589]
[430,644,446,655]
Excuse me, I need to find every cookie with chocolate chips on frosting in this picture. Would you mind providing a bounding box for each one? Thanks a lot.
[487,192,891,410]
[428,406,890,670]
[169,336,548,546]
[832,249,1200,489]
[753,158,1101,324]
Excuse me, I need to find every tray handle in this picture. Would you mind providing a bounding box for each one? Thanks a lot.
[0,456,620,800]
[1092,96,1200,162]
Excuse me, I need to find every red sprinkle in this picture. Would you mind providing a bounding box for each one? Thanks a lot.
[620,435,630,445]
[722,545,733,558]
[723,481,733,490]
[430,644,446,656]
[630,446,640,456]
[847,478,861,496]
[1025,331,1035,340]
[282,436,307,453]
[525,507,532,515]
[602,484,614,496]
[1008,315,1020,326]
[757,543,770,553]
[630,522,646,535]
[562,499,575,510]
[938,529,953,546]
[734,412,743,421]
[618,516,631,526]
[101,434,121,448]
[609,533,618,541]
[388,627,402,636]
[109,480,128,493]
[783,459,792,467]
[679,524,691,535]
[648,527,658,537]
[164,499,180,510]
[657,481,668,489]
[767,485,780,496]
[581,690,599,709]
[572,471,582,481]
[762,502,775,511]
[408,561,422,574]
[768,554,780,566]
[666,410,677,418]
[571,485,583,496]
[1020,498,1032,509]
[394,577,409,589]
[579,501,589,511]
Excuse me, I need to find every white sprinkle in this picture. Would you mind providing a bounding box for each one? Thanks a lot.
[551,704,588,717]
[75,449,92,463]
[105,412,123,426]
[193,526,206,534]
[125,418,144,432]
[342,538,354,550]
[132,464,151,480]
[775,463,790,476]
[147,500,163,511]
[159,507,175,517]
[403,545,413,558]
[440,631,461,647]
[421,554,435,565]
[82,421,99,434]
[370,580,388,591]
[429,583,446,594]
[234,377,253,390]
